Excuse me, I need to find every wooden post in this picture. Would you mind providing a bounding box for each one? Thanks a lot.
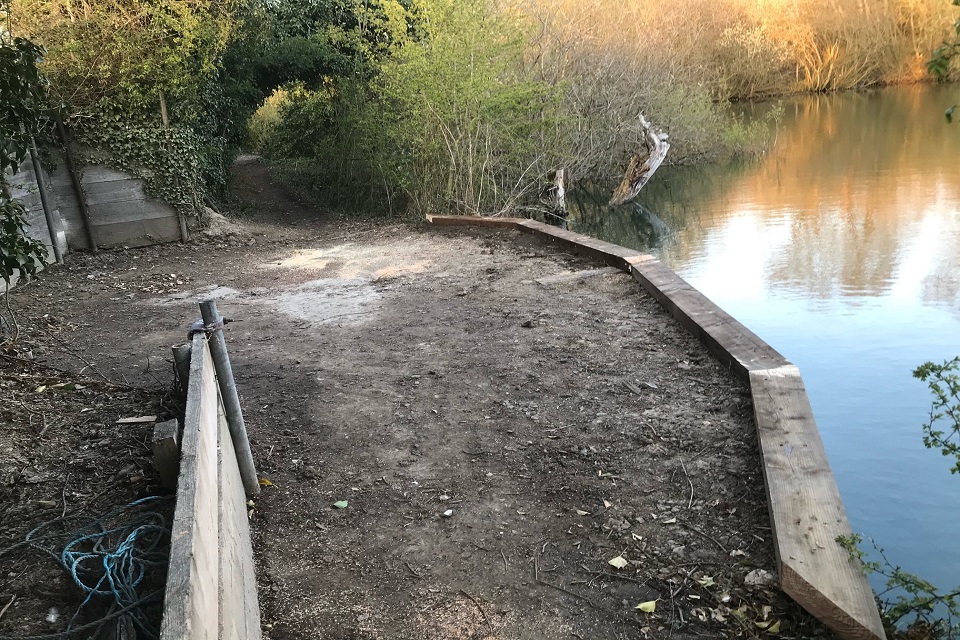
[160,91,189,243]
[55,118,96,252]
[172,343,192,393]
[55,117,97,253]
[152,418,181,489]
[28,139,63,264]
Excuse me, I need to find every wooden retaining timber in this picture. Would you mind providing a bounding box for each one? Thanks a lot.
[160,333,261,640]
[425,214,885,640]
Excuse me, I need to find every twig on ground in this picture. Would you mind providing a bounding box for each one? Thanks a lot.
[42,328,139,389]
[405,561,422,578]
[679,457,694,509]
[3,284,19,344]
[680,522,727,553]
[0,594,16,622]
[459,589,490,629]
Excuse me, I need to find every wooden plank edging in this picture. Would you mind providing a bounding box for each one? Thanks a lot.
[161,334,220,640]
[424,215,885,640]
[750,366,885,640]
[161,335,262,640]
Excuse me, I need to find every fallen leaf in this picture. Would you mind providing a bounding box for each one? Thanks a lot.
[755,619,781,634]
[608,555,629,569]
[333,500,349,509]
[37,500,57,509]
[259,478,274,487]
[575,509,590,516]
[603,499,612,508]
[697,576,716,588]
[35,385,46,392]
[663,517,677,524]
[635,600,657,613]
[442,509,454,517]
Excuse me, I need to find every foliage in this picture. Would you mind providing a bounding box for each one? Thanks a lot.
[834,357,960,638]
[928,0,960,121]
[371,0,564,215]
[914,357,960,474]
[838,534,960,638]
[0,24,48,288]
[9,0,246,211]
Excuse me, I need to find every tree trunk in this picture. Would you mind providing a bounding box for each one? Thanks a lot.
[609,115,669,207]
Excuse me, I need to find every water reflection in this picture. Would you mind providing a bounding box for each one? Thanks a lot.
[572,85,960,315]
[569,83,960,592]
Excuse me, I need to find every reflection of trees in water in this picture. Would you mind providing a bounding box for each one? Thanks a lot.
[567,189,661,251]
[920,222,960,318]
[578,84,960,309]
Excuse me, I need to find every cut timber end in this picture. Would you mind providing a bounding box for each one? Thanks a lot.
[152,418,181,489]
[749,366,885,640]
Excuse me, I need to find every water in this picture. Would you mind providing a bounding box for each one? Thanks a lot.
[570,84,960,594]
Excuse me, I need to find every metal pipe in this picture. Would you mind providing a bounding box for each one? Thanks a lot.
[28,139,63,264]
[55,117,97,253]
[199,299,260,496]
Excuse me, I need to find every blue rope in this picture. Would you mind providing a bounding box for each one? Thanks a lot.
[0,496,172,640]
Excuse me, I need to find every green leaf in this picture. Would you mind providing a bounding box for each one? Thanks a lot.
[332,500,349,509]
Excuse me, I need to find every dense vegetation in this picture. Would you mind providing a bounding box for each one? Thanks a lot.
[5,0,959,218]
[0,5,47,315]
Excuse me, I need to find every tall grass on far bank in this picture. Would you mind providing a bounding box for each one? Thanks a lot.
[528,0,957,100]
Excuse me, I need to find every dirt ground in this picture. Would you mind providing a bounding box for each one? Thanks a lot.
[1,160,833,639]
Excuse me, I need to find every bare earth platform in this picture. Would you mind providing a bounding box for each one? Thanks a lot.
[10,207,874,639]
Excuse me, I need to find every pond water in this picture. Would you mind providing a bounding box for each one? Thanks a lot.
[570,84,960,594]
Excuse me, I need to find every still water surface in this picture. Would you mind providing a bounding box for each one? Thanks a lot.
[571,84,960,591]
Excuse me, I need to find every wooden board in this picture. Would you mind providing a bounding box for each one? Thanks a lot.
[72,178,150,207]
[59,198,176,226]
[515,220,652,271]
[218,396,262,640]
[64,216,181,250]
[631,259,790,383]
[161,335,220,640]
[425,214,525,228]
[750,366,885,640]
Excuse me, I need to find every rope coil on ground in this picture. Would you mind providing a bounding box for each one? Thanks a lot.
[0,496,172,640]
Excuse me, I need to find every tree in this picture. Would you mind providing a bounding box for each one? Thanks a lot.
[0,9,49,339]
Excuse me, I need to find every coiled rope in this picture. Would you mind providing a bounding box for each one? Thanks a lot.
[0,495,172,640]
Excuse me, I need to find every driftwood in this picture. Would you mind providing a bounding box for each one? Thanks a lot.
[609,115,669,207]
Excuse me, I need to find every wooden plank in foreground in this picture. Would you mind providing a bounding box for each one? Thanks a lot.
[750,366,885,640]
[218,395,262,639]
[161,335,220,640]
[631,258,790,383]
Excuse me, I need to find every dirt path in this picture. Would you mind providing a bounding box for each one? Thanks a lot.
[7,160,831,640]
